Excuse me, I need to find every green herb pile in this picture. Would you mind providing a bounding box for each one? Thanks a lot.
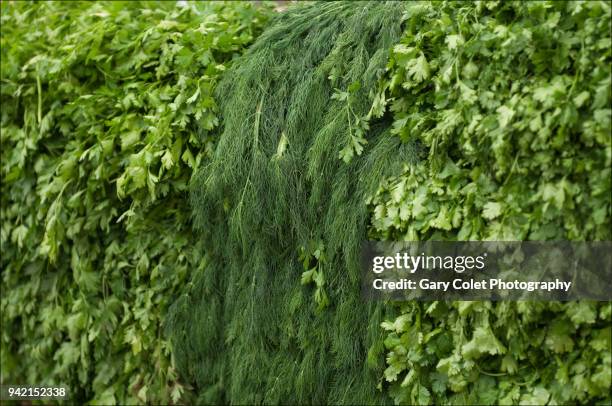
[173,1,610,404]
[168,3,414,403]
[1,1,610,405]
[0,2,271,403]
[368,1,611,404]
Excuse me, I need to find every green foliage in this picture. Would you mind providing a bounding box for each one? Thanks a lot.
[370,0,611,242]
[378,301,611,405]
[366,1,611,404]
[2,1,609,405]
[168,2,419,404]
[0,1,272,403]
[299,240,330,311]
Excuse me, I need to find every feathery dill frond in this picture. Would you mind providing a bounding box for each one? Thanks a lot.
[167,2,418,404]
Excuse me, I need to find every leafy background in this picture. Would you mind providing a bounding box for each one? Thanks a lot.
[367,1,611,404]
[0,2,272,403]
[1,1,611,405]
